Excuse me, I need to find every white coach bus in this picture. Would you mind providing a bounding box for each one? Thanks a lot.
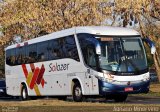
[5,26,150,102]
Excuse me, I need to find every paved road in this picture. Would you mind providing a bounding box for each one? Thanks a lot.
[0,95,160,104]
[126,95,160,104]
[77,95,160,104]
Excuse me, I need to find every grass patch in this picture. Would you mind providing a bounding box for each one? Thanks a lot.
[1,105,160,112]
[148,83,160,97]
[150,83,160,93]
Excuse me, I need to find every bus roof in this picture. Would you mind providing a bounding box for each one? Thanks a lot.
[75,26,139,36]
[5,26,140,50]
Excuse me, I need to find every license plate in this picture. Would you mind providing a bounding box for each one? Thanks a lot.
[125,87,133,92]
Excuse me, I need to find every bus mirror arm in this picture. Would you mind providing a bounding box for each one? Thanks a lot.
[142,38,156,55]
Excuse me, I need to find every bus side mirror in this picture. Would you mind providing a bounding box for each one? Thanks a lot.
[142,38,156,54]
[151,45,156,54]
[85,37,101,55]
[94,37,101,55]
[95,43,101,55]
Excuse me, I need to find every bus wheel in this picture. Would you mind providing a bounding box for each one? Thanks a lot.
[21,85,29,101]
[114,94,128,102]
[72,82,83,102]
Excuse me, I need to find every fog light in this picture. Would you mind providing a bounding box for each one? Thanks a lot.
[0,89,4,92]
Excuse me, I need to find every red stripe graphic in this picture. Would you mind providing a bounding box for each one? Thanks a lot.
[30,63,35,73]
[22,63,46,94]
[22,64,28,78]
[41,78,45,88]
[36,64,45,85]
[30,67,40,89]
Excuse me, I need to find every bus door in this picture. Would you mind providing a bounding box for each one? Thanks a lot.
[84,46,99,95]
[77,33,100,95]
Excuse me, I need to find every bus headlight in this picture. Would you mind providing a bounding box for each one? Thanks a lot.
[95,75,113,83]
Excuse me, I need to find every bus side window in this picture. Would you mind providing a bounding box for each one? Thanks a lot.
[16,47,25,65]
[6,50,11,65]
[6,50,10,65]
[26,44,37,63]
[87,47,96,68]
[77,33,98,70]
[57,38,66,58]
[64,35,79,61]
[6,49,16,66]
[48,39,62,60]
[37,41,48,62]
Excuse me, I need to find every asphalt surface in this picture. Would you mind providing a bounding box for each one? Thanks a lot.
[0,95,160,104]
[126,96,160,104]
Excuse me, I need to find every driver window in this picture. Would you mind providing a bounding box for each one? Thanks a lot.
[87,47,96,69]
[77,33,98,70]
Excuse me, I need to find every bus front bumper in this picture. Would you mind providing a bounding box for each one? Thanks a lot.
[98,80,150,96]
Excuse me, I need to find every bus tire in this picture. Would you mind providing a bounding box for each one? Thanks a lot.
[72,82,83,102]
[21,85,29,101]
[114,94,128,102]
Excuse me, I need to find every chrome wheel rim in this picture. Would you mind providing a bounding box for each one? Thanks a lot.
[22,89,26,99]
[75,87,81,97]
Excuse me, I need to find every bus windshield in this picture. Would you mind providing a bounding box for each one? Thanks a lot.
[77,33,147,74]
[98,36,147,73]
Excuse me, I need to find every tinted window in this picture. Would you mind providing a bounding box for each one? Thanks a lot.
[77,34,98,69]
[6,35,80,66]
[26,44,37,63]
[16,47,26,65]
[6,50,10,65]
[64,36,79,61]
[37,41,48,62]
[6,49,16,66]
[48,39,63,60]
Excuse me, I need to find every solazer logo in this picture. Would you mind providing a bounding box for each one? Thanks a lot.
[49,63,69,72]
[21,64,45,96]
